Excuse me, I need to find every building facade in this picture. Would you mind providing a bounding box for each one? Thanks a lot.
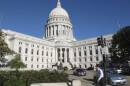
[2,0,112,70]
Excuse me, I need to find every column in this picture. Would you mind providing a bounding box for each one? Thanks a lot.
[81,47,84,63]
[49,26,51,36]
[55,48,58,62]
[86,46,89,62]
[64,48,67,63]
[50,26,53,36]
[70,27,73,37]
[47,26,49,37]
[92,45,96,62]
[65,26,67,36]
[60,48,63,62]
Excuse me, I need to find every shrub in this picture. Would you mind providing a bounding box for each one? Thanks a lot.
[0,69,69,86]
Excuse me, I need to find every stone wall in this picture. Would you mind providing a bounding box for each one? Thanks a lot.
[31,80,81,86]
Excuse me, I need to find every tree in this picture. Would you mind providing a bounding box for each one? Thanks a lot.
[0,30,15,63]
[111,26,130,64]
[8,54,25,70]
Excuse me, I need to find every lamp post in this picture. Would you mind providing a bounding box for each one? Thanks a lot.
[97,36,107,86]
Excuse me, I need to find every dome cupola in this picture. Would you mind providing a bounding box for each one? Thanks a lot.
[44,0,76,42]
[49,0,69,18]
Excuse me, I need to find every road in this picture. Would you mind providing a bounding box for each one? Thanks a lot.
[65,70,130,86]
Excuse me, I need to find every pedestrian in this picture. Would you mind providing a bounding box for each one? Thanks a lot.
[95,64,105,86]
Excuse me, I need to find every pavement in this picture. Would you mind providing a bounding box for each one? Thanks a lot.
[65,70,123,86]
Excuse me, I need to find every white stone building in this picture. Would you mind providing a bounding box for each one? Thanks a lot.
[2,0,113,70]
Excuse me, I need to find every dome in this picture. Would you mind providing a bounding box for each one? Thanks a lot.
[49,0,69,18]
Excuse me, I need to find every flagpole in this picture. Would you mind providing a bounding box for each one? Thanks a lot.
[118,21,121,28]
[0,13,2,29]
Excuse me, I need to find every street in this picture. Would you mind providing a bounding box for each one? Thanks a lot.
[65,70,130,86]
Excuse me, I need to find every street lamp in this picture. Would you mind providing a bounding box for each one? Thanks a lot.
[97,36,107,86]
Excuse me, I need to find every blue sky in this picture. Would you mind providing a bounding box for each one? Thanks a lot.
[0,0,130,40]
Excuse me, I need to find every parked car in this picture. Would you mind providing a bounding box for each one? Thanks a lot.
[93,69,127,86]
[114,69,123,74]
[73,68,86,76]
[106,70,127,85]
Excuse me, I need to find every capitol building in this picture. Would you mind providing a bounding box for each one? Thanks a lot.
[2,0,112,70]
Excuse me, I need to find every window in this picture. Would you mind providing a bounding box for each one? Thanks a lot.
[79,51,81,56]
[89,46,92,55]
[95,45,98,54]
[85,64,87,68]
[46,52,48,56]
[42,65,44,68]
[37,50,39,55]
[90,50,92,55]
[19,47,21,53]
[25,48,28,54]
[74,58,76,62]
[37,65,39,68]
[90,57,92,61]
[31,49,33,54]
[31,44,34,47]
[96,56,99,61]
[31,57,33,61]
[37,58,39,62]
[84,58,87,62]
[25,57,27,61]
[84,51,86,56]
[31,64,33,68]
[51,52,52,57]
[42,58,44,62]
[74,52,76,57]
[42,51,44,56]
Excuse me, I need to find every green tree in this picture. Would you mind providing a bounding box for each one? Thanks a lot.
[0,30,15,62]
[8,54,25,70]
[111,26,130,64]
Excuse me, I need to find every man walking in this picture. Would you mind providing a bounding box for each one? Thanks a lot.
[95,64,105,86]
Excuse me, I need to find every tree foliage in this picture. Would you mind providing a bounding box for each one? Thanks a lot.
[111,26,130,63]
[8,54,25,70]
[0,30,15,62]
[0,70,68,86]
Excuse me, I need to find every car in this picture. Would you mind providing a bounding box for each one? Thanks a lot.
[73,68,86,76]
[114,69,123,74]
[106,70,127,85]
[93,69,127,86]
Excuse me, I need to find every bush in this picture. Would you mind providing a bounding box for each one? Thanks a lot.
[0,70,69,86]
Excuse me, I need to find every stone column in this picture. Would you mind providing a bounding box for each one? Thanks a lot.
[55,48,58,62]
[47,26,49,37]
[81,47,84,63]
[64,48,67,63]
[60,48,63,62]
[51,26,53,36]
[54,25,56,36]
[92,45,96,62]
[86,46,90,62]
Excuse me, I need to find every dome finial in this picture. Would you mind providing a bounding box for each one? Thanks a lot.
[57,0,61,8]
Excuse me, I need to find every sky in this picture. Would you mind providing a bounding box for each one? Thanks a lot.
[0,0,130,40]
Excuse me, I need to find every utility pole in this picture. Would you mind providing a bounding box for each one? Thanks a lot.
[97,36,106,86]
